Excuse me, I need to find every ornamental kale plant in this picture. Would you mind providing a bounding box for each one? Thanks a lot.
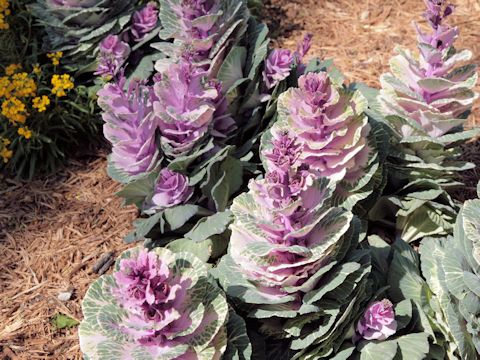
[94,1,162,81]
[420,182,480,359]
[371,0,478,242]
[356,299,398,341]
[157,0,248,70]
[95,34,132,79]
[264,69,387,213]
[347,235,451,360]
[262,33,312,91]
[98,77,159,177]
[97,0,307,249]
[30,0,136,68]
[79,246,251,359]
[152,60,234,157]
[0,0,100,179]
[213,128,374,358]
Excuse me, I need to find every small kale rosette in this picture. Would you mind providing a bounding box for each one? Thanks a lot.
[79,247,230,359]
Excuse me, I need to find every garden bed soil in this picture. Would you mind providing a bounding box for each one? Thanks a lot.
[1,0,479,358]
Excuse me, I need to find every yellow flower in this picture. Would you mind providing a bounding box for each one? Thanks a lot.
[0,146,12,163]
[33,64,41,75]
[0,1,9,13]
[0,137,12,163]
[0,0,10,30]
[32,95,50,112]
[11,72,37,98]
[1,97,27,124]
[0,76,12,98]
[18,126,32,139]
[47,51,63,66]
[5,63,21,76]
[51,73,74,97]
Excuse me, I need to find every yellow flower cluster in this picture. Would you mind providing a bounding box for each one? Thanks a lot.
[0,66,38,125]
[0,138,12,163]
[18,126,32,139]
[33,64,41,75]
[11,72,37,98]
[0,69,37,99]
[47,51,63,66]
[0,64,41,147]
[0,0,10,30]
[0,62,76,160]
[2,97,27,124]
[0,76,11,98]
[5,63,21,76]
[32,95,50,112]
[51,74,74,97]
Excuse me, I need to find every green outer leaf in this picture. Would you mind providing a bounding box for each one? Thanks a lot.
[388,240,428,305]
[210,157,244,211]
[185,211,233,243]
[166,238,212,263]
[127,53,165,83]
[394,300,413,331]
[212,254,297,306]
[125,213,164,244]
[245,20,269,80]
[359,340,398,360]
[396,333,430,360]
[116,171,158,207]
[223,308,253,360]
[163,205,201,230]
[218,46,248,93]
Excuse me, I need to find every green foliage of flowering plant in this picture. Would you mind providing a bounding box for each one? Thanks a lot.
[0,0,100,179]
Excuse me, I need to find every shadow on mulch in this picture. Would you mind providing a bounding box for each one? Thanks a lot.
[0,142,109,236]
[262,0,304,40]
[0,146,138,359]
[452,138,480,203]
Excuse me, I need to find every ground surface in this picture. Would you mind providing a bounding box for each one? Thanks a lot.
[1,0,479,358]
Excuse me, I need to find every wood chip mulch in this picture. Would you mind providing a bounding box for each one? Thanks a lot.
[0,154,137,359]
[1,0,479,358]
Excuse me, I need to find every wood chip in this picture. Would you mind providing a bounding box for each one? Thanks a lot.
[92,251,114,274]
